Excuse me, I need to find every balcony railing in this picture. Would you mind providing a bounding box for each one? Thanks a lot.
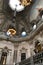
[16,51,43,65]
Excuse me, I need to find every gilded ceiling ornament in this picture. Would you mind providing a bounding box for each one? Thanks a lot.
[20,0,32,6]
[7,29,16,35]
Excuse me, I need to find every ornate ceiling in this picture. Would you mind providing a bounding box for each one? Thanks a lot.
[0,0,43,42]
[9,0,32,12]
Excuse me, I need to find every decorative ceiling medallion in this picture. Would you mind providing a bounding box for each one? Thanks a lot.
[20,0,32,6]
[7,29,16,36]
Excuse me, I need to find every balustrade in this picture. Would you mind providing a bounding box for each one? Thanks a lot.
[16,51,43,65]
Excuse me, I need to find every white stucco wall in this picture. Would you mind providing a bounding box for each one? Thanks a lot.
[0,40,14,65]
[17,42,34,63]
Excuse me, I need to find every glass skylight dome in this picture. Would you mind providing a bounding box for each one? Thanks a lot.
[9,0,24,12]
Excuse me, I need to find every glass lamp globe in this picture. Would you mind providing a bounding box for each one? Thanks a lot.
[6,31,11,36]
[33,24,36,30]
[42,15,43,19]
[21,31,26,37]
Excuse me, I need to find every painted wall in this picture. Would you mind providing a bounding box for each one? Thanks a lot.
[30,0,43,21]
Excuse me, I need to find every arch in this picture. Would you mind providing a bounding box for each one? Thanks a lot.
[20,47,27,53]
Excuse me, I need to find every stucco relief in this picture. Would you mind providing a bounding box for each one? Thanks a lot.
[17,42,32,62]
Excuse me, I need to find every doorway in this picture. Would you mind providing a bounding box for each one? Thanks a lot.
[21,53,26,61]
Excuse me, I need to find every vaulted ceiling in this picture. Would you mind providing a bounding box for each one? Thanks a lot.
[0,0,34,34]
[0,0,43,42]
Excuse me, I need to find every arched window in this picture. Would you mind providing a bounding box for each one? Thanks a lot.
[20,47,26,61]
[21,53,26,61]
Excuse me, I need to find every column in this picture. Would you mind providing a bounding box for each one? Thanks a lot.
[6,51,12,64]
[13,50,17,63]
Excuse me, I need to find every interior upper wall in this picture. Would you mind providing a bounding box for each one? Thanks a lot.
[17,42,35,63]
[0,40,14,64]
[30,0,43,21]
